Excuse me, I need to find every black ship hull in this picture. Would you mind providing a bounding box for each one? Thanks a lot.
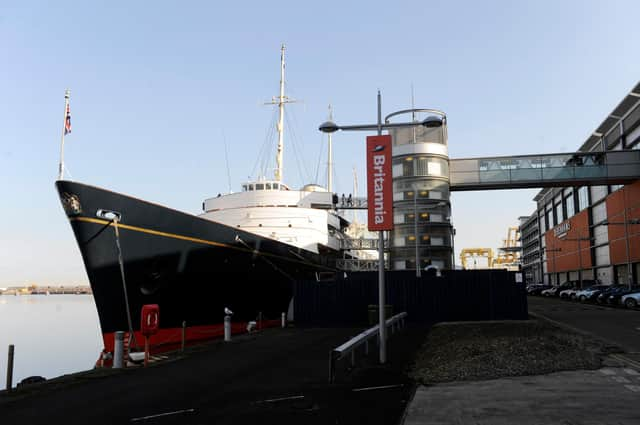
[56,180,335,354]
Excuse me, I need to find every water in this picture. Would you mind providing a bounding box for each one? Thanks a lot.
[0,295,102,385]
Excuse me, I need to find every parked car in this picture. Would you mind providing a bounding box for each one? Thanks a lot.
[541,283,573,297]
[527,284,550,295]
[596,285,625,304]
[559,286,580,300]
[621,291,640,309]
[560,280,601,300]
[575,285,610,302]
[606,286,640,305]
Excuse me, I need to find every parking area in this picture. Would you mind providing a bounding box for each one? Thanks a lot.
[527,295,640,353]
[527,282,640,309]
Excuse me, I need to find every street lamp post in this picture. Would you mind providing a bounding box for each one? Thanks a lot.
[319,92,444,364]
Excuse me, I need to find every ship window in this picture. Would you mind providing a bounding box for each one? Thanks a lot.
[256,183,265,190]
[242,184,248,191]
[249,184,254,191]
[266,183,272,190]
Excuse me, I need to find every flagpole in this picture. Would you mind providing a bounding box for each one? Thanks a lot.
[58,89,70,180]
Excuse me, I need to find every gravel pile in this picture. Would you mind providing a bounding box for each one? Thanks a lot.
[410,319,614,384]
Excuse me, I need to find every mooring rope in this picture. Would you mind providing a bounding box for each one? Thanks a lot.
[113,217,139,351]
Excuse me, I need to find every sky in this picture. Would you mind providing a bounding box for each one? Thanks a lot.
[1,0,639,286]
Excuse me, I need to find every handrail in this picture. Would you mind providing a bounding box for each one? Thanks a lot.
[329,312,408,383]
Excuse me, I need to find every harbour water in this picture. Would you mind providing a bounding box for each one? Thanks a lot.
[0,295,102,386]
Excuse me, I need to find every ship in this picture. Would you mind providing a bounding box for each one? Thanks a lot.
[56,45,359,357]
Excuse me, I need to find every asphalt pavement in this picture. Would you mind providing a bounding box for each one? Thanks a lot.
[405,367,640,425]
[0,324,429,425]
[402,296,640,425]
[527,295,640,354]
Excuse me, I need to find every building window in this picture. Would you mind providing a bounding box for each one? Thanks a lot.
[403,157,414,176]
[430,213,443,222]
[555,203,563,223]
[428,160,442,176]
[416,157,428,175]
[566,193,575,218]
[578,186,589,211]
[546,209,554,229]
[431,236,444,246]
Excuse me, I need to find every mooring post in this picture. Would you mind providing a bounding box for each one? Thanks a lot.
[6,345,14,391]
[113,331,124,369]
[181,321,186,352]
[281,312,286,328]
[224,315,231,342]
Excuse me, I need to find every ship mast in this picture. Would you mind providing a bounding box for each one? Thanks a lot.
[265,44,296,182]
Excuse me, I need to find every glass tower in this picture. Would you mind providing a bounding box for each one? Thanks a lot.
[388,120,453,271]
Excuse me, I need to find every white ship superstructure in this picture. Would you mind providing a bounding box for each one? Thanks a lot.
[201,182,345,254]
[199,45,353,257]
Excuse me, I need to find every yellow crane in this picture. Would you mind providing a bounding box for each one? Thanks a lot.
[459,226,522,270]
[460,248,494,269]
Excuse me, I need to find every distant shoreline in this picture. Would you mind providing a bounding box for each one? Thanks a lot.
[0,286,92,296]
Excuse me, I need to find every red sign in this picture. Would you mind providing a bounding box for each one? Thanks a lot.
[366,135,393,231]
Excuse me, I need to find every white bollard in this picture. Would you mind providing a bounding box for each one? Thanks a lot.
[113,331,124,369]
[281,312,286,328]
[224,315,231,342]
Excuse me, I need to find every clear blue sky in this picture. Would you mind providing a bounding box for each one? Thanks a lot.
[1,0,639,285]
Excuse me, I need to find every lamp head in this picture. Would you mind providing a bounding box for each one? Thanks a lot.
[319,121,339,133]
[422,115,443,128]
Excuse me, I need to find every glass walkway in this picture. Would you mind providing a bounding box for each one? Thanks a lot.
[449,149,640,191]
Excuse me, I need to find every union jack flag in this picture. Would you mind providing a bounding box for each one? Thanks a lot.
[64,103,72,135]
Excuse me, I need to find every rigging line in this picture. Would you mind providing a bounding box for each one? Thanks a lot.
[222,130,232,193]
[251,108,278,179]
[283,108,309,184]
[284,114,306,186]
[285,107,309,181]
[259,112,277,179]
[261,112,278,179]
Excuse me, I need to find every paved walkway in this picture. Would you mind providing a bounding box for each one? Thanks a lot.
[1,325,428,425]
[404,367,640,425]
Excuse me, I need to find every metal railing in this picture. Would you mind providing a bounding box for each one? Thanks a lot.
[336,258,387,271]
[328,312,408,383]
[340,238,387,250]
